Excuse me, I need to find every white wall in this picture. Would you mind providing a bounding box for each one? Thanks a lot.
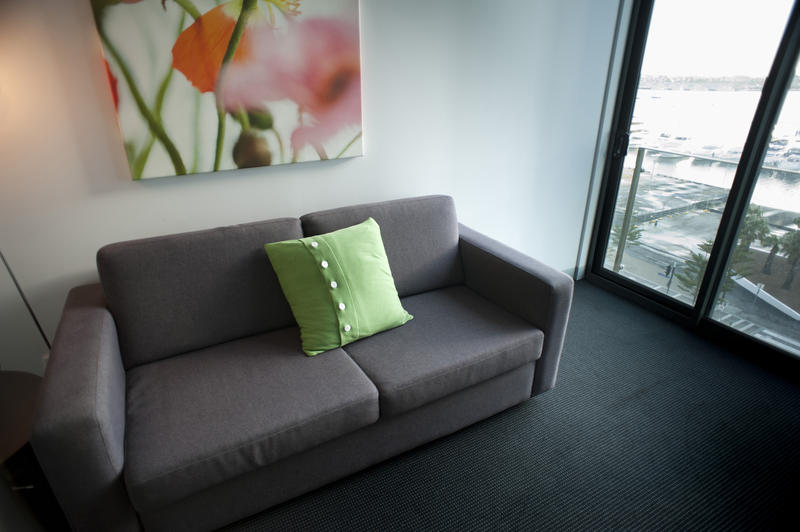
[0,0,621,374]
[575,0,632,278]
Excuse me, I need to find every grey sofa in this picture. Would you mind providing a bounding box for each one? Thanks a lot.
[32,195,573,531]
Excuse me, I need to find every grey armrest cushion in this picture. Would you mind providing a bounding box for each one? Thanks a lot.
[458,224,574,395]
[32,283,138,531]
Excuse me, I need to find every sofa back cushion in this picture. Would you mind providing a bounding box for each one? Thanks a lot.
[300,195,463,297]
[97,218,302,369]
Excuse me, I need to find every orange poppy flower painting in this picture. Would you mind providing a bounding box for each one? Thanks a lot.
[92,0,362,179]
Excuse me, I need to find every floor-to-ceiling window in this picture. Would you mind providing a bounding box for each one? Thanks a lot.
[709,61,800,355]
[590,0,800,356]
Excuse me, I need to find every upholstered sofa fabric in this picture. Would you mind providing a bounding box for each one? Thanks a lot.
[459,224,574,395]
[301,195,464,297]
[139,364,536,532]
[344,286,544,417]
[97,218,302,369]
[31,284,138,532]
[123,327,379,512]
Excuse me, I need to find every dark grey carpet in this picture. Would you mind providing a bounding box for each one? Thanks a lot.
[224,281,800,531]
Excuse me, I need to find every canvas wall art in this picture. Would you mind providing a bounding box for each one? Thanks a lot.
[92,0,362,180]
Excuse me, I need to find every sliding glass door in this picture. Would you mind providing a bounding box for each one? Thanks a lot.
[710,60,800,355]
[591,0,800,356]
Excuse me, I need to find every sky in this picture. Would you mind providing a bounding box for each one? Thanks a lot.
[641,0,795,77]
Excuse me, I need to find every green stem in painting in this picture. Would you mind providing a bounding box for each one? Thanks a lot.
[191,91,201,173]
[172,0,201,20]
[335,131,362,159]
[132,12,185,179]
[153,47,178,114]
[131,60,176,179]
[100,28,186,175]
[213,0,256,171]
[234,109,250,131]
[214,108,226,171]
[132,138,155,180]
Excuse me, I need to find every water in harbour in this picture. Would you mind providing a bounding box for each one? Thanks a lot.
[629,89,800,215]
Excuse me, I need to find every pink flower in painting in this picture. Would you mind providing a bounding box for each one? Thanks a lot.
[217,18,361,152]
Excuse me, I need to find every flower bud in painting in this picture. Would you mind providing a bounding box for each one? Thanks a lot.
[247,109,274,130]
[233,131,271,168]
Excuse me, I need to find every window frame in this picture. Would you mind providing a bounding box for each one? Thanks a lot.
[586,0,800,360]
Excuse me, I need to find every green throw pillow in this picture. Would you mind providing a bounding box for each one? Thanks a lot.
[265,217,413,356]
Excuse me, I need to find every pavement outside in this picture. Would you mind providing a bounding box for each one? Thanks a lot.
[605,163,800,356]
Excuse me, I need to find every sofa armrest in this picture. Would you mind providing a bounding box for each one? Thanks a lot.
[458,224,573,395]
[32,283,139,531]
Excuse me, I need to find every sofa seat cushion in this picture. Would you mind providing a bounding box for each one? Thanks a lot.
[343,285,544,418]
[123,328,378,512]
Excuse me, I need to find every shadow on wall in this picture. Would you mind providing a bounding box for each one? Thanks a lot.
[41,0,133,193]
[0,254,49,374]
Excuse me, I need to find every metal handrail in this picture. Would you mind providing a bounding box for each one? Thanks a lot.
[629,143,800,173]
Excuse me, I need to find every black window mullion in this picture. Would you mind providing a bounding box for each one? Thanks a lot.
[588,0,654,279]
[693,0,800,323]
[587,0,697,318]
